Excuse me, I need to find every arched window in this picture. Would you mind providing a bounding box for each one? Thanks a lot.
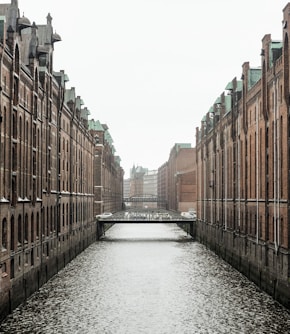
[18,215,22,246]
[1,218,7,250]
[36,212,39,239]
[66,203,69,226]
[24,214,28,243]
[31,213,34,242]
[12,112,17,139]
[50,206,53,232]
[33,96,38,119]
[46,207,49,236]
[19,116,22,141]
[34,69,38,91]
[62,203,65,227]
[41,208,45,237]
[15,45,20,74]
[12,175,17,206]
[10,215,15,251]
[13,80,19,105]
[10,258,14,279]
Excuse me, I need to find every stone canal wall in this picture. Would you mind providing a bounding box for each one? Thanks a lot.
[0,223,106,322]
[193,220,290,310]
[3,219,290,322]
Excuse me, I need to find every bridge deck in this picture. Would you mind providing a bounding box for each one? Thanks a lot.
[98,220,194,223]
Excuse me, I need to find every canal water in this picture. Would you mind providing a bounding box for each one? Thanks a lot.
[1,223,290,334]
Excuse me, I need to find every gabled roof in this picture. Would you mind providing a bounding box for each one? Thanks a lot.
[248,68,262,89]
[224,95,232,114]
[64,87,76,104]
[88,119,104,131]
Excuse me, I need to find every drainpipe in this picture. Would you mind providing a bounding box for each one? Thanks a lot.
[203,156,206,221]
[0,51,2,199]
[237,109,241,229]
[256,99,259,244]
[224,131,227,230]
[276,78,281,248]
[211,147,213,224]
[273,79,278,252]
[217,142,220,224]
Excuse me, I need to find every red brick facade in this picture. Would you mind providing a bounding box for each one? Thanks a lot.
[89,121,124,215]
[0,1,123,320]
[158,144,196,212]
[195,3,290,308]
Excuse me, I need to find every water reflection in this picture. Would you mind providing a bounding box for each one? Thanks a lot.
[1,223,290,334]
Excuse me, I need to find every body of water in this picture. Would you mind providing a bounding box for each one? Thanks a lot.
[1,223,290,333]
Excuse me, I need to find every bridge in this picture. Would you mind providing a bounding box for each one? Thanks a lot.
[96,209,196,238]
[123,194,167,204]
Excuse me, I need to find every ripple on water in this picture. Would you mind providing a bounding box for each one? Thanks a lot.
[1,224,290,334]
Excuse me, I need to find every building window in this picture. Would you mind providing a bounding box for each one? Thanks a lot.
[31,213,34,243]
[10,216,15,251]
[36,212,39,239]
[1,218,7,251]
[17,215,22,246]
[24,214,28,243]
[13,80,19,105]
[33,96,38,119]
[12,112,17,139]
[12,175,17,207]
[10,258,14,279]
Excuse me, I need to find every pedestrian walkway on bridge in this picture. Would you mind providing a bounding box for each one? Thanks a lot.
[99,209,195,222]
[96,208,196,238]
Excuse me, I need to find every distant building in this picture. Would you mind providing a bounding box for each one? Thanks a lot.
[158,143,196,212]
[129,165,147,197]
[88,120,124,215]
[143,170,158,196]
[124,165,158,208]
[143,169,158,208]
[123,178,131,198]
[157,162,168,209]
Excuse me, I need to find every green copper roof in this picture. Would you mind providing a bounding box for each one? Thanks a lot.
[236,80,243,92]
[75,97,84,110]
[105,130,113,144]
[115,156,121,165]
[269,41,283,67]
[225,81,233,91]
[214,96,221,104]
[271,41,283,49]
[81,107,90,120]
[53,71,69,87]
[174,143,191,152]
[224,95,232,114]
[0,16,5,42]
[64,88,75,104]
[88,119,104,131]
[248,68,262,89]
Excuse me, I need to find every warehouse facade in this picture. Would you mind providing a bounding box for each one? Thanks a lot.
[0,0,123,320]
[196,3,290,308]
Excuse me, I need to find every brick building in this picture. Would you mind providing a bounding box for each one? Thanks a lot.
[157,162,168,209]
[0,1,123,320]
[123,166,158,209]
[195,3,290,308]
[158,143,196,212]
[143,169,158,209]
[129,165,147,198]
[88,119,124,215]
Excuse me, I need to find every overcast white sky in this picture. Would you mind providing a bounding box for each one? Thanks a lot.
[20,0,288,177]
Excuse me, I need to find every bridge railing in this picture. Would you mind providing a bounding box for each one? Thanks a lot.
[123,196,167,203]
